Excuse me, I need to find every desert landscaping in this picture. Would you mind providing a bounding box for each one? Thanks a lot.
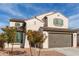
[0,48,64,56]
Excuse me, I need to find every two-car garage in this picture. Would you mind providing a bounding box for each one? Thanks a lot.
[41,27,78,48]
[48,32,73,48]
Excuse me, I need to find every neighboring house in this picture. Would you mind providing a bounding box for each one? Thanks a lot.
[5,12,78,48]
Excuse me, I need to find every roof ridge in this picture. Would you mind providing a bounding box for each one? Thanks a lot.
[35,11,57,17]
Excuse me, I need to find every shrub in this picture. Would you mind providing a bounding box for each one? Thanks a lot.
[0,39,5,50]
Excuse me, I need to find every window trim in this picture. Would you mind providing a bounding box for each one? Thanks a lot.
[53,18,63,27]
[15,22,21,27]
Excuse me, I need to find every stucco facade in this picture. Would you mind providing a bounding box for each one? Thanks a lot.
[7,12,78,48]
[25,18,44,31]
[47,12,68,28]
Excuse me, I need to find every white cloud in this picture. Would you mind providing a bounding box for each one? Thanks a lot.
[69,13,79,28]
[0,22,8,26]
[68,4,79,28]
[24,4,52,14]
[0,4,25,18]
[69,14,79,20]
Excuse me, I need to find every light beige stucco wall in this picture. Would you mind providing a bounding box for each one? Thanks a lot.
[24,35,30,48]
[10,22,15,27]
[73,33,77,47]
[4,43,20,48]
[43,31,49,48]
[25,18,44,31]
[10,22,23,27]
[47,12,68,28]
[24,18,44,48]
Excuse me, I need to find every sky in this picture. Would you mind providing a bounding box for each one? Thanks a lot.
[0,3,79,31]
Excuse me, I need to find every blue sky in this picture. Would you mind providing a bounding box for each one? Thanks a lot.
[0,3,79,30]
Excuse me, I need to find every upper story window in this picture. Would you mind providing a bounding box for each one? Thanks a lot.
[15,22,20,27]
[53,18,63,27]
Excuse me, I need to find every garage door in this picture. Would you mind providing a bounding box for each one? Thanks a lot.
[48,33,72,48]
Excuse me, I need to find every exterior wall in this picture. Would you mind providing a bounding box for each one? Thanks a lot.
[73,33,77,47]
[24,35,30,48]
[24,18,44,48]
[10,22,23,27]
[10,22,15,27]
[43,31,49,48]
[4,43,20,48]
[26,18,44,31]
[47,12,68,28]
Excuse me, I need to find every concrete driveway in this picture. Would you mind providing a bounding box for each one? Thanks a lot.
[49,47,79,56]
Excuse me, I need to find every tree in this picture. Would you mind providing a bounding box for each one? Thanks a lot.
[2,26,17,55]
[38,33,47,56]
[32,31,47,56]
[0,33,7,50]
[27,30,47,56]
[27,30,34,56]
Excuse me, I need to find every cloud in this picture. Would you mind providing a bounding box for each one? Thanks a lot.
[0,4,25,18]
[66,4,79,29]
[69,14,79,20]
[69,13,79,28]
[24,4,54,15]
[0,22,8,27]
[0,4,28,27]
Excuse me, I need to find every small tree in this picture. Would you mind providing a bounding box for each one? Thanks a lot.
[32,31,47,56]
[2,26,16,55]
[27,30,33,56]
[27,30,47,56]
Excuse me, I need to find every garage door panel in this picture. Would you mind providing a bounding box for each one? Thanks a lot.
[48,33,72,48]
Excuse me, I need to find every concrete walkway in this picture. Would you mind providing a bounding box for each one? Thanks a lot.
[49,47,79,56]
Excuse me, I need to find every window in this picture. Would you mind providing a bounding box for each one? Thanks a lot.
[16,32,23,43]
[15,22,20,27]
[53,18,63,27]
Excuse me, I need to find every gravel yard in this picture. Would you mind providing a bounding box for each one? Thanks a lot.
[0,48,64,56]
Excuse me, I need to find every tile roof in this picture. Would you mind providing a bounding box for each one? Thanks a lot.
[40,27,78,32]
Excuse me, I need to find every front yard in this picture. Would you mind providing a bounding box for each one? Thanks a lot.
[0,48,64,56]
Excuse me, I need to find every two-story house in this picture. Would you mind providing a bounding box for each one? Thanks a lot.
[5,12,78,48]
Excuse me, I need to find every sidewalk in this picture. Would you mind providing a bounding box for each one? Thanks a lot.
[49,47,79,56]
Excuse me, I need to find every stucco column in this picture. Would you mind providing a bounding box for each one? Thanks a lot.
[24,35,30,48]
[73,33,77,47]
[43,31,48,48]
